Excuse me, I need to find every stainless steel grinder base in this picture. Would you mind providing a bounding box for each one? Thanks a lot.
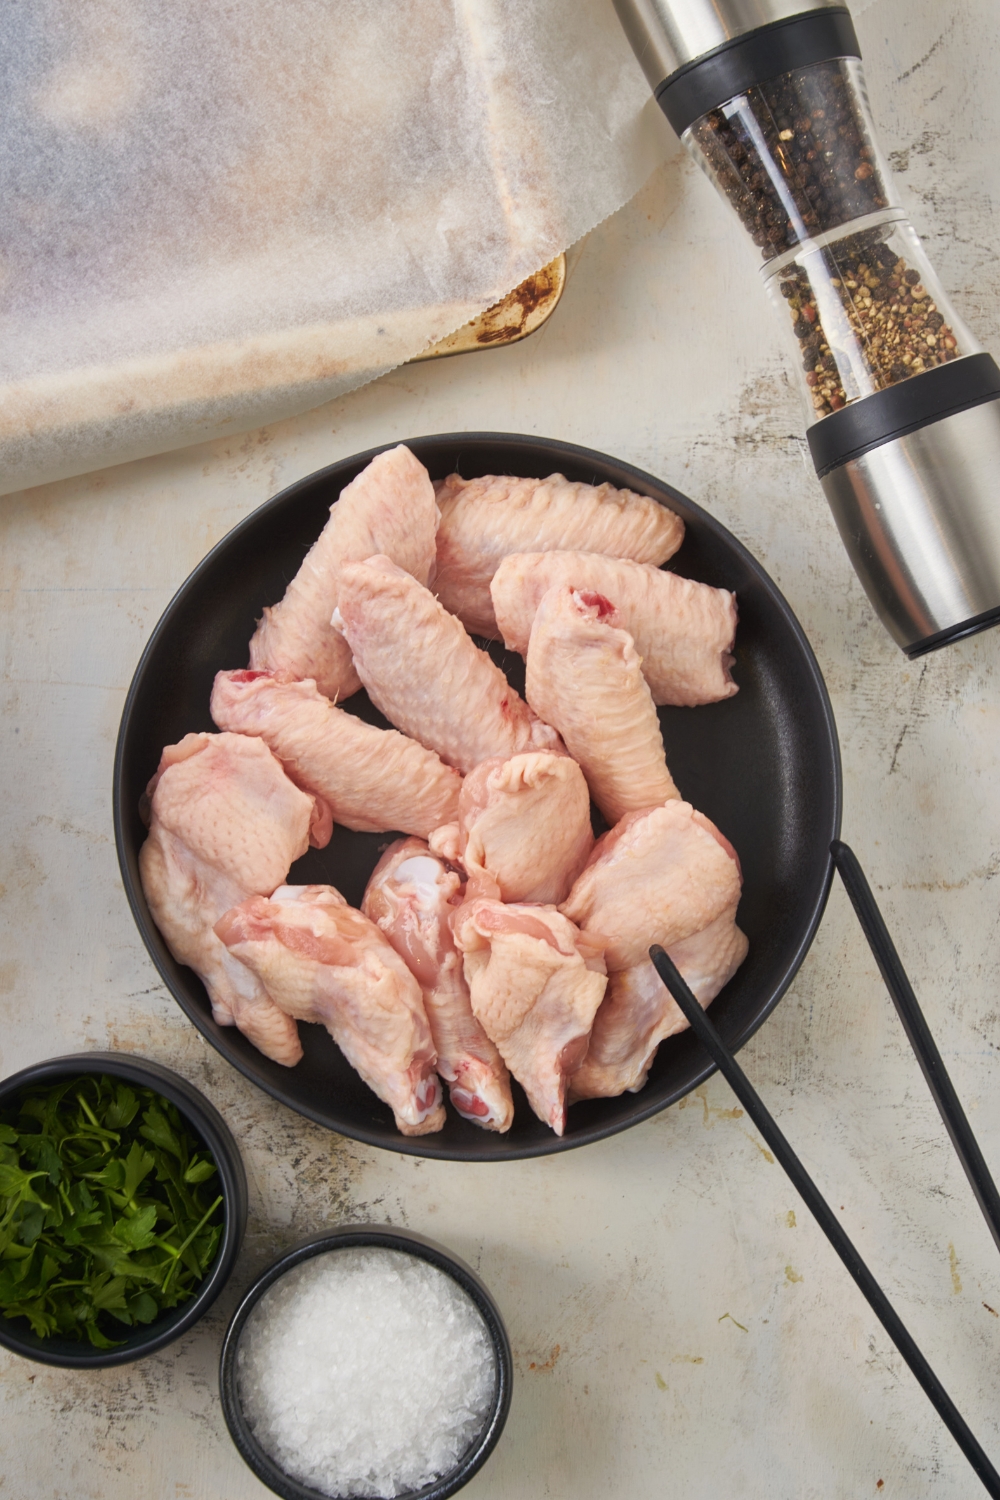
[821,399,1000,656]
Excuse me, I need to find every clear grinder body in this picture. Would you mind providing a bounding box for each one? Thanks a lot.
[614,0,1000,655]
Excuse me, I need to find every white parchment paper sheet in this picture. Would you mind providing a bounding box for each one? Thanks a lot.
[0,0,668,493]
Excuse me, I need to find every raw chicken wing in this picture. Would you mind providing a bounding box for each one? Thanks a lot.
[138,732,329,1066]
[333,554,562,774]
[560,800,744,970]
[216,884,446,1135]
[362,840,513,1131]
[211,669,461,836]
[561,800,748,1099]
[434,471,684,636]
[451,899,607,1135]
[568,912,748,1101]
[525,585,679,823]
[249,445,438,701]
[451,752,593,903]
[491,551,738,706]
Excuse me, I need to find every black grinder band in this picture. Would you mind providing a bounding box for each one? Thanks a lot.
[654,7,861,136]
[807,353,1000,477]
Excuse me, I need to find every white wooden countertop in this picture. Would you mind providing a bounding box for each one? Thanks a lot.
[2,3,999,1495]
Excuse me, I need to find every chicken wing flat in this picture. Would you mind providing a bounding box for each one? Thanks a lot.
[451,899,607,1135]
[333,554,562,774]
[249,444,438,702]
[434,471,684,636]
[492,551,738,707]
[138,732,329,1066]
[362,839,513,1131]
[525,585,679,824]
[216,884,446,1136]
[211,669,461,837]
[452,752,593,904]
[560,800,744,972]
[564,801,747,1100]
[568,911,748,1101]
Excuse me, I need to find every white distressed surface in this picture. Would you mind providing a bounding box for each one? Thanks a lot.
[2,3,999,1496]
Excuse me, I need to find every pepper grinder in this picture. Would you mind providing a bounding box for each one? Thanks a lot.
[614,0,1000,656]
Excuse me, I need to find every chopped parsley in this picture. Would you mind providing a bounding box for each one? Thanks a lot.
[0,1074,223,1347]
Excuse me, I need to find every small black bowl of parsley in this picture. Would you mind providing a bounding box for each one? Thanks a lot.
[0,1052,247,1367]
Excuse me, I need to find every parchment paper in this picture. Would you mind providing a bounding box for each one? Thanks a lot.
[0,0,669,494]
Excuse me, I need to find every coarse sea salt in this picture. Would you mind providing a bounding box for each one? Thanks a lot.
[237,1247,497,1499]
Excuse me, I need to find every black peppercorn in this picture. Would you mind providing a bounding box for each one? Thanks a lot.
[691,58,893,262]
[775,226,963,415]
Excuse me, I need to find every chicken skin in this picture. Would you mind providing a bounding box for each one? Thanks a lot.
[434,471,685,636]
[138,732,329,1066]
[491,551,738,707]
[362,840,513,1131]
[216,884,446,1136]
[451,899,607,1135]
[211,669,462,837]
[446,752,593,904]
[560,800,744,970]
[568,913,749,1101]
[525,586,679,824]
[249,444,438,702]
[561,801,748,1100]
[333,554,562,774]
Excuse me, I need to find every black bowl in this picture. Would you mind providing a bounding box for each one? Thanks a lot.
[113,432,842,1160]
[0,1051,248,1367]
[219,1225,513,1500]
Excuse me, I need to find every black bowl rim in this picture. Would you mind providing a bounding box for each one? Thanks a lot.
[219,1224,514,1500]
[0,1050,248,1368]
[113,430,842,1161]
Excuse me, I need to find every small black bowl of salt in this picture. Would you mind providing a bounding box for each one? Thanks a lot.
[220,1225,513,1500]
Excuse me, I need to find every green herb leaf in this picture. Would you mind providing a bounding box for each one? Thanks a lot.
[85,1320,125,1350]
[104,1086,140,1130]
[139,1104,182,1161]
[86,1158,125,1193]
[130,1291,158,1324]
[19,1132,63,1184]
[91,1275,130,1313]
[112,1205,159,1252]
[182,1158,217,1185]
[18,1204,46,1247]
[122,1141,155,1202]
[0,1163,45,1206]
[24,1303,58,1339]
[0,1242,33,1263]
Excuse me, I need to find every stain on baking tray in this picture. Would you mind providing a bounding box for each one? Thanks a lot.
[472,261,563,344]
[410,254,566,361]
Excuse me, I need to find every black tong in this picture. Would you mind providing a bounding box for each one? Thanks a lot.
[652,839,1000,1498]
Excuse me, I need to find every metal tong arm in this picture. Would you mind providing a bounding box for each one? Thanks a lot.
[650,932,1000,1498]
[830,839,1000,1257]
